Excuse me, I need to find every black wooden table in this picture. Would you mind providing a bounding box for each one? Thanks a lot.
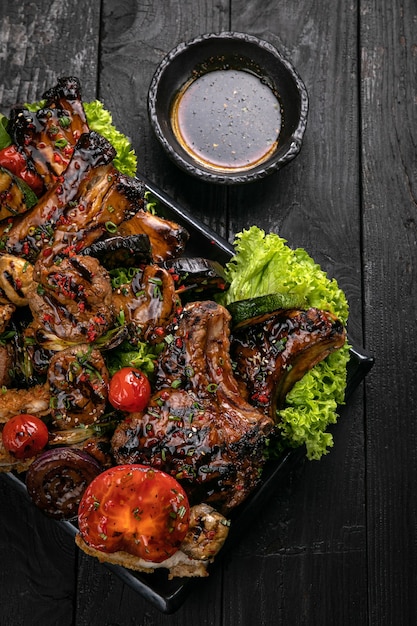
[0,1,415,624]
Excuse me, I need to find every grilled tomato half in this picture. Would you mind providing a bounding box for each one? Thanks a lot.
[78,464,190,562]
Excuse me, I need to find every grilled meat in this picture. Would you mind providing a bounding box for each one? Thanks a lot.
[0,254,34,306]
[47,345,109,429]
[9,76,89,189]
[112,264,179,343]
[27,254,115,345]
[231,307,346,419]
[111,300,274,514]
[0,131,116,262]
[0,344,14,387]
[0,295,15,333]
[0,384,50,423]
[117,209,189,262]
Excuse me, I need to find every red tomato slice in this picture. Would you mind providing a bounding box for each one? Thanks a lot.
[78,464,190,562]
[2,413,49,459]
[108,367,151,413]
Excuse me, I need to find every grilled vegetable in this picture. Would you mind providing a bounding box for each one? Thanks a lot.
[0,166,39,220]
[78,464,190,562]
[26,447,102,520]
[81,234,152,268]
[161,257,229,299]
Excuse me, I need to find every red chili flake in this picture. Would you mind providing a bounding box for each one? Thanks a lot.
[53,153,63,164]
[15,278,22,290]
[175,338,183,349]
[78,301,85,313]
[216,367,222,376]
[38,142,46,149]
[56,184,63,195]
[154,327,165,337]
[22,242,29,255]
[42,247,52,258]
[73,130,81,140]
[74,161,80,169]
[257,393,269,404]
[42,313,54,323]
[161,391,170,401]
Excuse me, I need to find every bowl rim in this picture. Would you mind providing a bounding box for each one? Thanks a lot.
[147,31,309,184]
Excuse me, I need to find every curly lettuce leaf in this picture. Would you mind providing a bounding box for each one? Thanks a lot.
[219,226,350,460]
[83,100,137,176]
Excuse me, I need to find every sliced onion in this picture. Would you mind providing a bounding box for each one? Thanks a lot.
[25,447,102,520]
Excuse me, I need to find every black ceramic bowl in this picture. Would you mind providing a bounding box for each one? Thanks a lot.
[147,32,308,184]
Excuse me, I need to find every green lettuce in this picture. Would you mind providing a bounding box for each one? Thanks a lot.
[219,226,350,460]
[83,100,137,176]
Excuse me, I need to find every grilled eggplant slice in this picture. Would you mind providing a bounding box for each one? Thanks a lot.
[80,234,151,269]
[161,257,228,299]
[231,307,346,418]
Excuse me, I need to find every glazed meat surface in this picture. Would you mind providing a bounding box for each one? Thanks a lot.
[231,307,347,418]
[111,300,274,514]
[27,254,115,344]
[9,76,89,189]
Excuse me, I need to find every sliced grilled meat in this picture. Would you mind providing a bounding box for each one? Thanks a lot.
[27,254,115,345]
[9,76,89,189]
[112,264,179,343]
[117,209,189,263]
[231,307,346,419]
[111,300,274,514]
[0,132,116,262]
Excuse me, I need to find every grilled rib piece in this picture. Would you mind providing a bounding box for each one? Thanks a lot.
[9,76,89,189]
[0,132,116,262]
[111,300,274,514]
[231,307,346,419]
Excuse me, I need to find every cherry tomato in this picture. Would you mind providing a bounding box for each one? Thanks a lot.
[0,145,44,195]
[78,464,190,562]
[108,367,151,413]
[2,413,49,459]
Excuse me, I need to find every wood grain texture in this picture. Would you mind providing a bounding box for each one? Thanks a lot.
[1,0,414,623]
[360,0,417,624]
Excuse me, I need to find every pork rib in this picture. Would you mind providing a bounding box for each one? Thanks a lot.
[111,300,274,514]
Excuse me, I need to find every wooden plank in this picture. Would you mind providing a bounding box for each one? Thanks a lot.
[220,0,368,623]
[360,0,417,623]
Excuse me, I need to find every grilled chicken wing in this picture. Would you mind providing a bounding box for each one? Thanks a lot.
[27,254,115,345]
[111,300,274,514]
[47,344,109,429]
[112,264,179,343]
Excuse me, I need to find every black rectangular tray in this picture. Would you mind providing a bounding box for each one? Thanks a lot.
[7,174,374,614]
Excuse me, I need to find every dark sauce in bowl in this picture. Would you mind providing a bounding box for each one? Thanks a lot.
[171,69,282,172]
